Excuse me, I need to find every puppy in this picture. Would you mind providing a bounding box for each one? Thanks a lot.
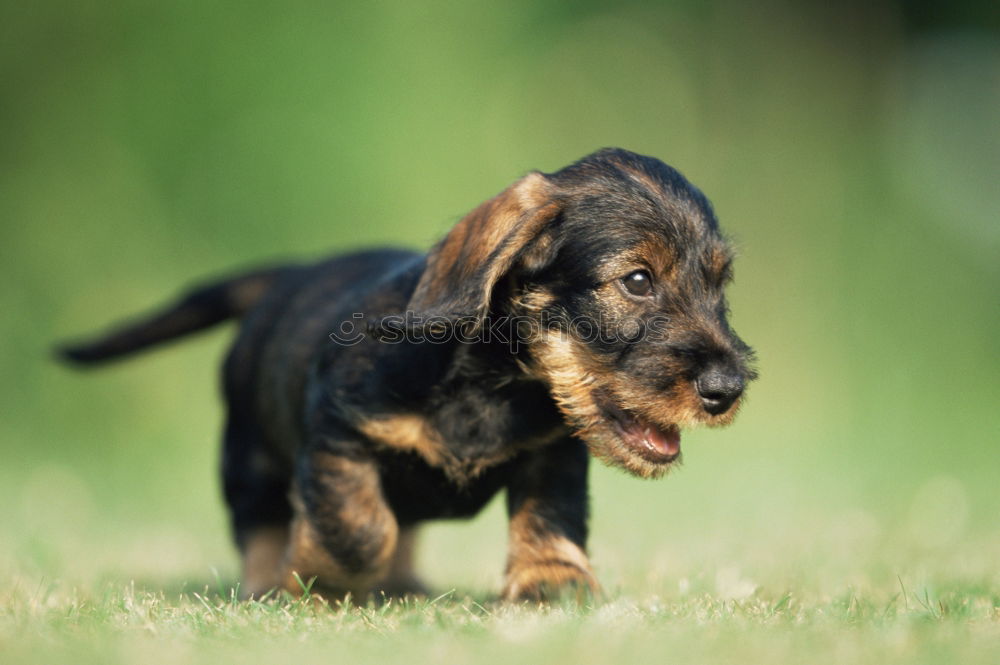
[60,148,755,601]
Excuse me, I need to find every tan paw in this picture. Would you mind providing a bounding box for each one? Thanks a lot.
[502,561,601,603]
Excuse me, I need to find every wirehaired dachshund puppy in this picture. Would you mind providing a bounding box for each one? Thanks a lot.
[61,148,755,602]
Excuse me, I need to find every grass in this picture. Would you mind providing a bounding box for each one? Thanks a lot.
[4,508,1000,665]
[3,573,999,665]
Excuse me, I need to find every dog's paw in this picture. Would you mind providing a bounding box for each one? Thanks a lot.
[502,562,601,603]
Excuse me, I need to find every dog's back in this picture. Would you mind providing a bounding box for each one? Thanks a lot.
[221,249,424,460]
[59,247,424,451]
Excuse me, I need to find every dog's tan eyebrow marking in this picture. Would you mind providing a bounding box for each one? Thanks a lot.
[638,239,676,276]
[592,239,677,284]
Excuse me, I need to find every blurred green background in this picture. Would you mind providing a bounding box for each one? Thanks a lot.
[1,0,997,600]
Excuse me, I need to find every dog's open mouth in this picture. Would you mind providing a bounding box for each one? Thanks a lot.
[596,397,681,464]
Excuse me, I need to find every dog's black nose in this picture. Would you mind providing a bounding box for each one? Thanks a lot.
[696,367,744,415]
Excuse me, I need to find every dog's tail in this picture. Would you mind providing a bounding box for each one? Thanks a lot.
[57,265,289,366]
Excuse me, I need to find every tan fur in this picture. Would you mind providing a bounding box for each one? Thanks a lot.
[502,499,599,601]
[593,236,677,284]
[528,330,649,475]
[281,500,426,601]
[357,412,561,485]
[280,458,399,600]
[357,414,448,467]
[527,326,739,479]
[407,172,560,319]
[240,525,289,599]
[280,512,390,599]
[512,287,557,315]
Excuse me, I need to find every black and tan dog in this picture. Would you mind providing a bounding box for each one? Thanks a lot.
[60,148,755,602]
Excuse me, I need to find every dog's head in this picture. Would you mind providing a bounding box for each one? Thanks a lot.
[407,148,756,478]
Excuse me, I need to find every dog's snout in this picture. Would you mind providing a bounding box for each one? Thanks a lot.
[696,367,744,415]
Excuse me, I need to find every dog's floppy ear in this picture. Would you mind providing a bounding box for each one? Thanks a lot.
[406,171,562,327]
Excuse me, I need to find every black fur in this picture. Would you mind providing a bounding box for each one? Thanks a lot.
[59,148,754,601]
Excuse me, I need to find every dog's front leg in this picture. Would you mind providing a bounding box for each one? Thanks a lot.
[502,437,600,602]
[281,449,398,601]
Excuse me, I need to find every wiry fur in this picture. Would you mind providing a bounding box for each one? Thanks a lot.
[59,148,755,602]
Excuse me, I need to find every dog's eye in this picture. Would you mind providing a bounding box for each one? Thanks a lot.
[622,270,653,297]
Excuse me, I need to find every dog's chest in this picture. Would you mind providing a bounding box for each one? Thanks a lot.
[363,383,565,524]
[356,379,565,483]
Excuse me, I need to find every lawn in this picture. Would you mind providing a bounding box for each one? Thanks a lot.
[3,534,999,665]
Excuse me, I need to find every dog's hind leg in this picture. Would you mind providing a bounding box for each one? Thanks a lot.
[221,415,293,599]
[240,524,289,599]
[281,449,399,601]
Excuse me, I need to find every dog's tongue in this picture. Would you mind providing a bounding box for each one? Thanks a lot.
[628,421,681,457]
